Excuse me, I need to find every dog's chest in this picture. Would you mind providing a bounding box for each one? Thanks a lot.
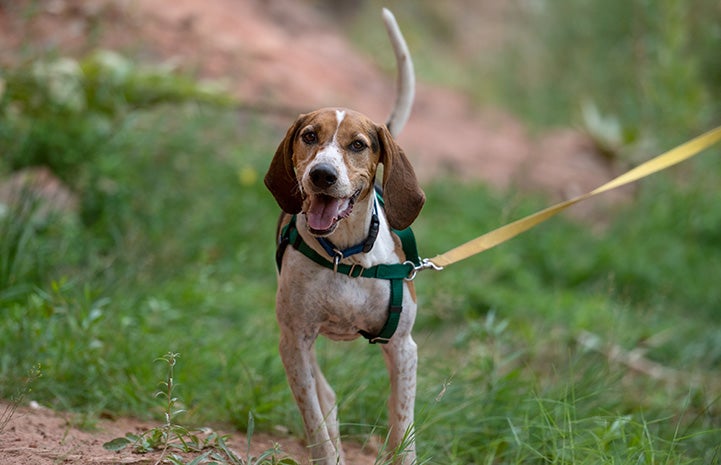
[277,250,392,340]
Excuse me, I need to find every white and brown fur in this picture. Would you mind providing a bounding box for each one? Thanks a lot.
[264,10,424,465]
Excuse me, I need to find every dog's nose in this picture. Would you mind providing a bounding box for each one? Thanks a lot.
[310,163,338,188]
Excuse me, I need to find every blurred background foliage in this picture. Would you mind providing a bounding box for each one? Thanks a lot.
[350,0,720,140]
[1,0,720,463]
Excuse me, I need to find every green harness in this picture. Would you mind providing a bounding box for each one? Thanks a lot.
[275,195,421,344]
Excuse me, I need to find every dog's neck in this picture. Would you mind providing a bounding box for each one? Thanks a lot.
[297,191,400,268]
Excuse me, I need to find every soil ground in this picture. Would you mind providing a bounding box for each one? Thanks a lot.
[0,401,376,464]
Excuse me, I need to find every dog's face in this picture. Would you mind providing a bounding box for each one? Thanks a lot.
[265,107,425,233]
[293,109,380,235]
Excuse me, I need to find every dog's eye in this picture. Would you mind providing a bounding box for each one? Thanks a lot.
[349,140,367,152]
[301,131,317,145]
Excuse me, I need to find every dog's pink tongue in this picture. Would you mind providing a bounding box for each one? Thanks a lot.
[307,196,342,231]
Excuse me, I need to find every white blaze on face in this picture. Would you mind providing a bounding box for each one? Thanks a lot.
[335,109,346,131]
[304,110,355,233]
[309,110,349,187]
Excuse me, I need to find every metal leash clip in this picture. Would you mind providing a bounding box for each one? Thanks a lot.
[404,258,444,281]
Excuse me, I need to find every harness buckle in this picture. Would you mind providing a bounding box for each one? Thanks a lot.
[347,263,364,277]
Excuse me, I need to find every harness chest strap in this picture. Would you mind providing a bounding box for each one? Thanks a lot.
[275,215,420,344]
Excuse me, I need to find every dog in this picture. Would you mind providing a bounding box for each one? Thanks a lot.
[264,10,424,465]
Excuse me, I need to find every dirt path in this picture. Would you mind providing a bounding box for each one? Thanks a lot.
[0,401,375,465]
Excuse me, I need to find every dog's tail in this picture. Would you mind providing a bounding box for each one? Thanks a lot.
[382,8,415,138]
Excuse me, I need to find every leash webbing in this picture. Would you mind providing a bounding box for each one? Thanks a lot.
[428,125,721,269]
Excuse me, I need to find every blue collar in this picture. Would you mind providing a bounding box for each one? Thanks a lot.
[315,196,380,262]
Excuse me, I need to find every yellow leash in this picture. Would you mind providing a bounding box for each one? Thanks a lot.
[422,125,721,270]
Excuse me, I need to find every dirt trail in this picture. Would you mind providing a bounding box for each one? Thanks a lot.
[0,401,375,465]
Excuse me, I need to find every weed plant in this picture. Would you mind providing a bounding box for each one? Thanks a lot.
[104,352,297,465]
[2,19,721,464]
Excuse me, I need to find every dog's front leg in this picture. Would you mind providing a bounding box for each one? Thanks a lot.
[279,330,344,464]
[310,350,345,463]
[382,334,418,465]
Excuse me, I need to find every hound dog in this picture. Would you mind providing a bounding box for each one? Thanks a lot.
[264,10,423,465]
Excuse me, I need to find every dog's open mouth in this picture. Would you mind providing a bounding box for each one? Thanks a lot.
[304,190,360,236]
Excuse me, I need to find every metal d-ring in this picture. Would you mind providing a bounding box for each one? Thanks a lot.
[333,250,344,273]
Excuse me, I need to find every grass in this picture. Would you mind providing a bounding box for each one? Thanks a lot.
[2,3,721,463]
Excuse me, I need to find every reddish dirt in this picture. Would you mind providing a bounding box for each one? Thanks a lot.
[0,1,629,463]
[0,401,376,465]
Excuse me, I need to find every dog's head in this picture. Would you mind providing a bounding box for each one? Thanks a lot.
[265,108,425,234]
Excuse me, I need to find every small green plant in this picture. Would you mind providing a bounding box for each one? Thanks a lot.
[103,352,297,465]
[372,423,420,465]
[0,364,41,435]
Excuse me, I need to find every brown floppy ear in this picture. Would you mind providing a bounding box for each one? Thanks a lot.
[264,115,306,214]
[377,124,425,230]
